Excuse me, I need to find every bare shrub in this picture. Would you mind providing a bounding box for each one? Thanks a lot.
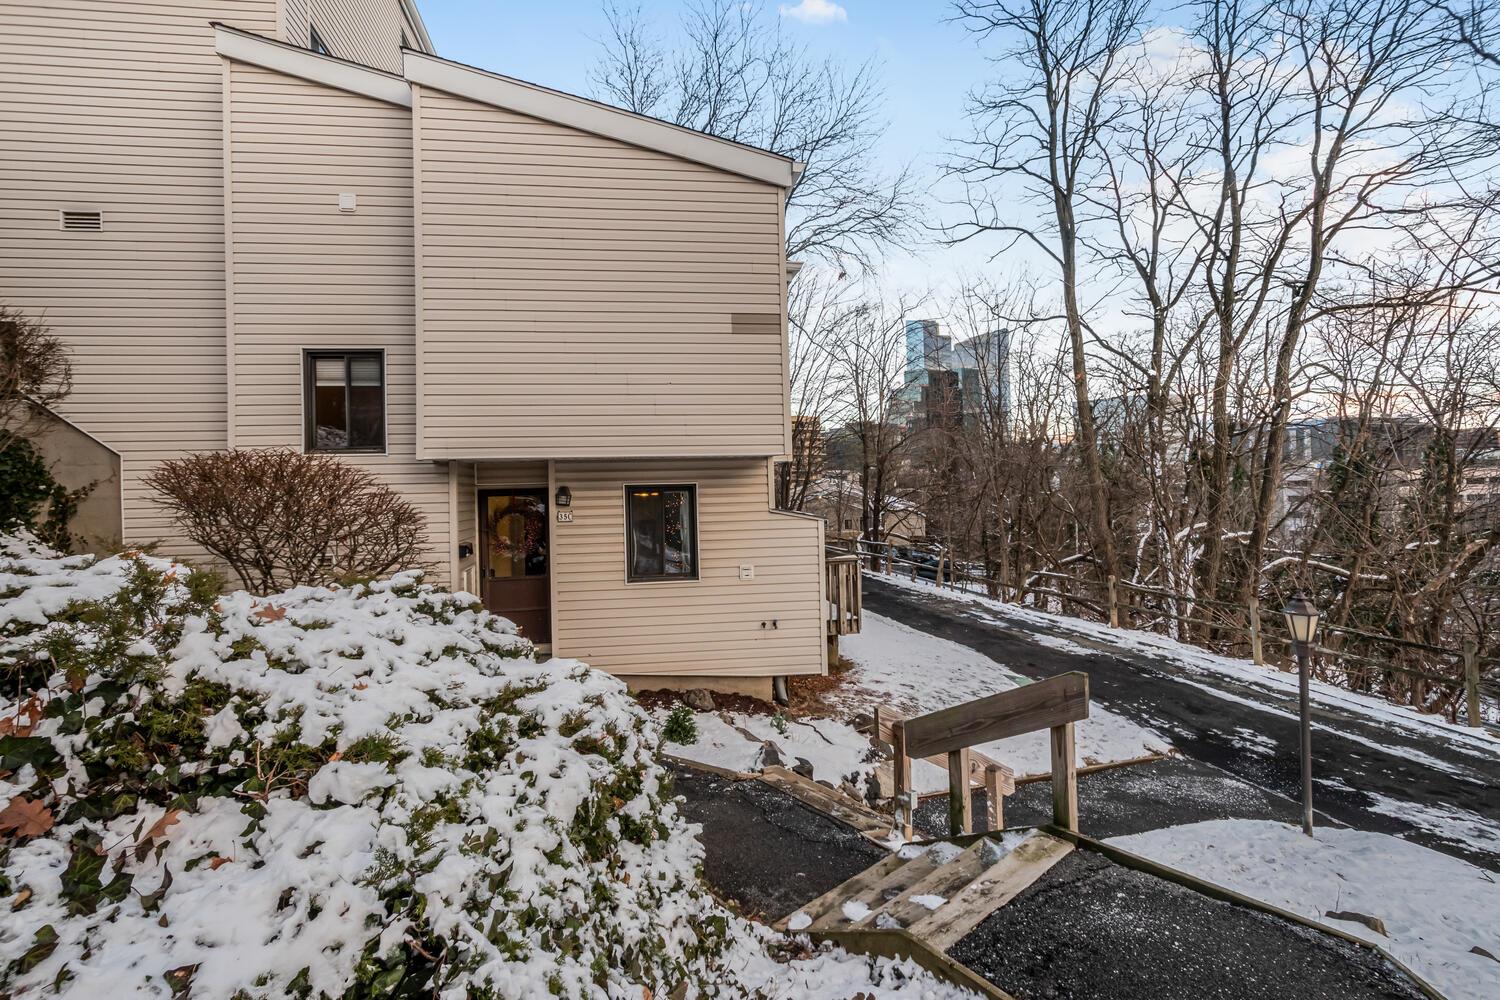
[1,304,73,454]
[144,449,428,593]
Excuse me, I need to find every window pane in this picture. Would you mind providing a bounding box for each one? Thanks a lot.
[307,353,383,452]
[628,486,695,580]
[662,488,694,576]
[486,493,547,578]
[628,490,665,578]
[313,383,348,450]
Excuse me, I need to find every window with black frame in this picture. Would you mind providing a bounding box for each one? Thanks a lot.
[304,351,385,452]
[626,485,697,581]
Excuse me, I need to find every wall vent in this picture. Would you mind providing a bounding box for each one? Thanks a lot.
[60,210,103,232]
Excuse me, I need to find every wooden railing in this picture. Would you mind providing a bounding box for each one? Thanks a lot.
[887,672,1090,841]
[866,705,1016,833]
[826,553,862,636]
[832,536,1495,729]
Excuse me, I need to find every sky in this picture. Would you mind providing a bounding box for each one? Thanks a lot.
[414,1,1001,302]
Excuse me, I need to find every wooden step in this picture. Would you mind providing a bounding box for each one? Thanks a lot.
[910,832,1074,950]
[758,765,892,839]
[860,838,998,930]
[775,851,907,932]
[802,847,955,930]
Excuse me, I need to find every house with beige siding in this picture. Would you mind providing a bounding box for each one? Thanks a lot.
[0,0,854,697]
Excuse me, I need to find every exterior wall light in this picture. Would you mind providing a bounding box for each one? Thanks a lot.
[555,485,572,509]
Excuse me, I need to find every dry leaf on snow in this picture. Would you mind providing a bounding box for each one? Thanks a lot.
[145,808,182,841]
[253,605,287,622]
[0,796,54,839]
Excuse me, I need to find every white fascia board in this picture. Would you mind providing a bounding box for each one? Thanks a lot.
[213,24,411,108]
[403,51,796,188]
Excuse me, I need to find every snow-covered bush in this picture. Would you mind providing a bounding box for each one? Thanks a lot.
[0,533,734,998]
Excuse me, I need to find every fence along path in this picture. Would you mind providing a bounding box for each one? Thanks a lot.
[834,537,1496,729]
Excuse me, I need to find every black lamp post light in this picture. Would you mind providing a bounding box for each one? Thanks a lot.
[1282,592,1321,837]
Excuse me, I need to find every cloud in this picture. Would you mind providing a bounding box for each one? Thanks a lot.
[779,0,848,25]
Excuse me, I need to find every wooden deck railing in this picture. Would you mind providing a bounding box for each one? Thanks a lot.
[826,553,862,636]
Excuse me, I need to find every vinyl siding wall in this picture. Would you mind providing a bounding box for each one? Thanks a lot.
[279,0,410,72]
[224,60,451,583]
[0,1,277,561]
[413,86,792,461]
[550,458,826,677]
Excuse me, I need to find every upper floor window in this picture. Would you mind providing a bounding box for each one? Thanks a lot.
[309,25,331,56]
[304,351,384,453]
[626,485,698,582]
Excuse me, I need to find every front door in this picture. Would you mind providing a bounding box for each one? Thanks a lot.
[479,488,551,644]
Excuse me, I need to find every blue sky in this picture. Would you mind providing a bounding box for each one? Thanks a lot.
[415,1,998,292]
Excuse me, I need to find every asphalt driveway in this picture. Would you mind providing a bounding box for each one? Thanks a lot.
[865,575,1500,871]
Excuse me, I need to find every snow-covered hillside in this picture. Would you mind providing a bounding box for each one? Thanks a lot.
[0,534,975,999]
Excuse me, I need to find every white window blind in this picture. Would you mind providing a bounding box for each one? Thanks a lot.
[349,357,381,387]
[315,357,346,386]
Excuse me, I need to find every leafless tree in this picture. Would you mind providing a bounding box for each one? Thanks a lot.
[946,0,1150,591]
[829,296,925,550]
[780,273,855,511]
[145,449,429,593]
[0,304,72,454]
[591,0,919,272]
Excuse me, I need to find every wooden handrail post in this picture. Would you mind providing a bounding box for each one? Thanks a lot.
[1464,640,1481,728]
[1106,574,1119,628]
[984,764,1005,832]
[1249,595,1264,666]
[947,747,973,836]
[1049,722,1078,833]
[892,720,913,842]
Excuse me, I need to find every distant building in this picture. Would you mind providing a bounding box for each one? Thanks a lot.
[952,328,1011,421]
[898,319,1010,429]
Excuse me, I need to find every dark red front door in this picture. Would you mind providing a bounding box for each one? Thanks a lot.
[479,489,551,644]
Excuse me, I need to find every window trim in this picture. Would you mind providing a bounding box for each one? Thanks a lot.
[309,24,331,56]
[301,349,387,454]
[623,483,700,584]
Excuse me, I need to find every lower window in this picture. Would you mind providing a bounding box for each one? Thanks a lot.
[304,351,385,452]
[626,484,698,582]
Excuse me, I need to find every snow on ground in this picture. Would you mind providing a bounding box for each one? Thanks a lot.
[1110,820,1500,1000]
[0,534,978,1000]
[879,573,1499,759]
[670,710,876,787]
[840,613,1172,780]
[661,612,1170,795]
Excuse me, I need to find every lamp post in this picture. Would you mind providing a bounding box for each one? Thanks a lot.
[1282,592,1320,836]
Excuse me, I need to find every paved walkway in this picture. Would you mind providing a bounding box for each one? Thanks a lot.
[670,761,1432,1000]
[866,576,1500,871]
[950,850,1427,1000]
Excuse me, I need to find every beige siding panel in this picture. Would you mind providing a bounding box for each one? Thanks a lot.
[454,462,478,594]
[551,458,825,678]
[280,0,408,73]
[414,88,791,460]
[475,461,548,485]
[0,1,276,562]
[225,61,450,583]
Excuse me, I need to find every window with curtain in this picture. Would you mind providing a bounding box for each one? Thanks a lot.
[626,485,698,582]
[304,351,384,452]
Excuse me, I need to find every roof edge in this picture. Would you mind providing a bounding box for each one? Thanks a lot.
[213,23,411,108]
[402,51,797,188]
[399,0,436,55]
